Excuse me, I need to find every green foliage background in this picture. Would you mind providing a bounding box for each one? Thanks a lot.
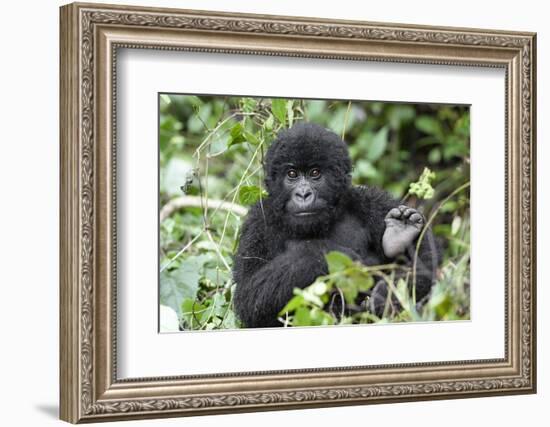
[159,95,470,331]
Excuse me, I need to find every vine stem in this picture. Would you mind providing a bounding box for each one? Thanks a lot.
[160,232,203,273]
[160,196,248,222]
[411,181,471,295]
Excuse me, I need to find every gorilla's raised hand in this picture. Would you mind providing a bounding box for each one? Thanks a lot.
[382,205,425,258]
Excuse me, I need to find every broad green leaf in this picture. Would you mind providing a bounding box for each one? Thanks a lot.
[328,106,354,136]
[295,288,324,308]
[238,185,268,205]
[160,94,172,106]
[294,306,313,326]
[220,310,240,329]
[271,99,287,125]
[159,254,210,317]
[304,100,327,122]
[227,122,247,147]
[428,148,442,164]
[240,97,258,113]
[244,130,260,146]
[387,105,415,129]
[415,115,444,140]
[355,160,379,180]
[348,270,374,293]
[181,299,208,329]
[338,280,358,305]
[454,112,470,137]
[279,294,305,315]
[442,137,468,160]
[308,307,335,326]
[187,103,212,133]
[325,251,354,274]
[310,281,328,296]
[367,127,389,161]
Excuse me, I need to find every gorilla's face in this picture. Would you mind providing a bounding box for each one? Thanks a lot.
[283,165,328,214]
[264,123,352,236]
[280,164,337,235]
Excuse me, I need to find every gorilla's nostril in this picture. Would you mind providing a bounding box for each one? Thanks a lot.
[295,189,313,202]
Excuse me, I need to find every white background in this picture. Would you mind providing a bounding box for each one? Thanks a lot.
[0,0,546,426]
[118,50,505,377]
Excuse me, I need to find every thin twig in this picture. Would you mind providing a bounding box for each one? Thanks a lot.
[412,182,470,293]
[159,196,248,222]
[218,143,263,247]
[205,229,232,272]
[160,232,203,272]
[341,101,352,140]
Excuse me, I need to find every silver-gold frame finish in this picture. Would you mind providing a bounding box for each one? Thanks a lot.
[60,2,536,423]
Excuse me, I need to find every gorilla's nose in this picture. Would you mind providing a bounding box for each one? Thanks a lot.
[293,188,313,205]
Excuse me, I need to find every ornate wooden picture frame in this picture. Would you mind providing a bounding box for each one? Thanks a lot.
[60,2,536,423]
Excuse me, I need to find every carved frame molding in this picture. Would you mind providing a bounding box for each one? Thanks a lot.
[60,2,536,423]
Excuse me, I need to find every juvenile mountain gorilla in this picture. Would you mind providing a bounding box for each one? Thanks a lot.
[233,122,440,328]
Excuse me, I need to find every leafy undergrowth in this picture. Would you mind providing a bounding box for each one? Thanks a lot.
[158,95,471,331]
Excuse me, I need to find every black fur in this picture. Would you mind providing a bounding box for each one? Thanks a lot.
[233,122,440,328]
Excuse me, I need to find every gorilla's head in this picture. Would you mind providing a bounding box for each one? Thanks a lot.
[264,122,352,236]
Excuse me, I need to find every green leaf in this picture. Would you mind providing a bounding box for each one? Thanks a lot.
[415,115,444,140]
[187,103,212,133]
[310,281,328,296]
[308,307,335,326]
[348,270,374,293]
[240,98,258,113]
[238,185,268,205]
[325,251,354,274]
[367,127,389,161]
[279,294,305,315]
[160,94,172,106]
[387,105,415,129]
[442,137,468,160]
[295,288,324,308]
[263,114,274,131]
[244,130,260,146]
[338,281,358,305]
[428,148,442,164]
[294,306,313,326]
[304,100,327,122]
[159,254,210,317]
[227,122,247,147]
[271,99,287,125]
[454,112,470,137]
[355,160,379,180]
[181,299,208,329]
[220,310,240,329]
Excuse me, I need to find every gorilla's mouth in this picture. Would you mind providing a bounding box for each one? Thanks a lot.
[292,211,318,217]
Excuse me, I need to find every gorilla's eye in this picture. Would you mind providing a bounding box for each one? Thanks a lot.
[287,169,298,179]
[310,168,321,178]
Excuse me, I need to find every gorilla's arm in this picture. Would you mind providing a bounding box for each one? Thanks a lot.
[353,186,441,312]
[232,207,328,328]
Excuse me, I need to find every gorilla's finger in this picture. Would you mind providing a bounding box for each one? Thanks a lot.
[385,207,401,219]
[403,208,416,218]
[398,205,409,213]
[410,212,424,225]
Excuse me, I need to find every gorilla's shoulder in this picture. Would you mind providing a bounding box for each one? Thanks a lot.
[349,185,398,204]
[242,201,268,224]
